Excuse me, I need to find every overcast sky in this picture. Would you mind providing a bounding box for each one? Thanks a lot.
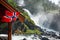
[49,0,60,5]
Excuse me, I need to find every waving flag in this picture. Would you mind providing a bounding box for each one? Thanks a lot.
[1,10,19,22]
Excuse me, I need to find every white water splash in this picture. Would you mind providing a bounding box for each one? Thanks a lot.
[12,35,40,40]
[23,8,59,33]
[23,8,48,26]
[0,34,8,37]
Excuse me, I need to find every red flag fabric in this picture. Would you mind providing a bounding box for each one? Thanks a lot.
[1,10,20,22]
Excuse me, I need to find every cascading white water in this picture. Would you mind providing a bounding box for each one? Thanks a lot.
[16,0,60,32]
[12,0,60,40]
[23,8,56,32]
[23,8,44,26]
[17,0,46,25]
[23,8,48,27]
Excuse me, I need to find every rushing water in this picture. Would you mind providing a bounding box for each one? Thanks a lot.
[15,0,60,32]
[12,35,40,40]
[12,0,60,40]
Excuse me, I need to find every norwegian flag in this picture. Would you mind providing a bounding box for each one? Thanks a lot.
[1,10,19,22]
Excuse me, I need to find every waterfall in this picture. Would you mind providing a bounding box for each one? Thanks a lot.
[23,8,42,26]
[23,8,56,32]
[16,0,60,32]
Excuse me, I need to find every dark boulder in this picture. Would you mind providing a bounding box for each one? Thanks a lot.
[41,37,49,40]
[23,38,27,40]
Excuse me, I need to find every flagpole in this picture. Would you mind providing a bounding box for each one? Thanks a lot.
[8,22,12,40]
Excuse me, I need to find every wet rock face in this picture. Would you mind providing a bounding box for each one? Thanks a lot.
[41,37,49,40]
[0,37,8,40]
